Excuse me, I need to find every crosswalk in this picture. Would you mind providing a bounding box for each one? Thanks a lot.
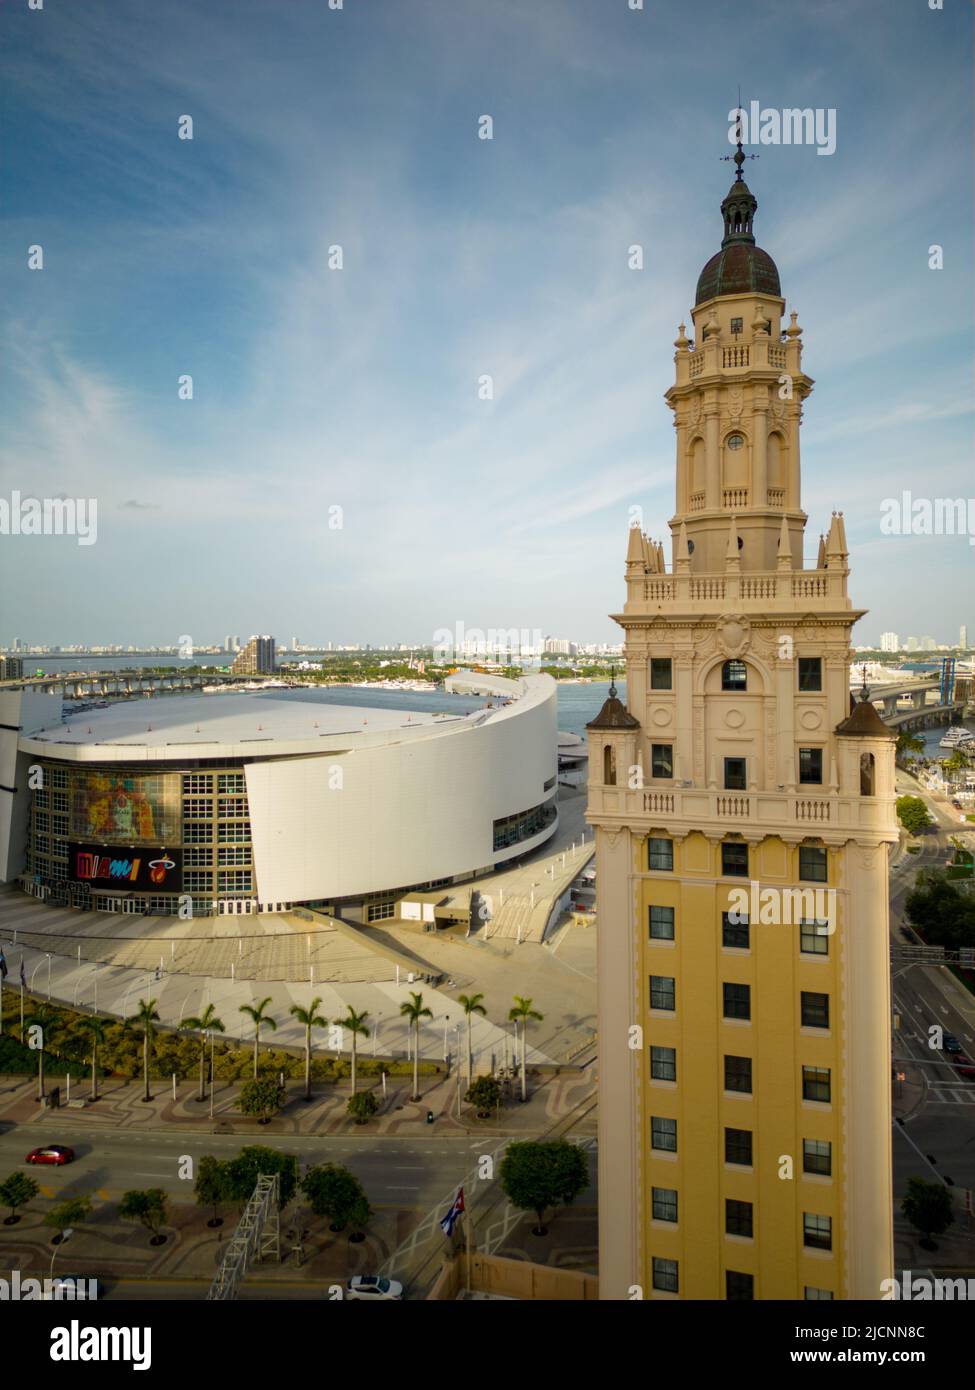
[927,1086,975,1106]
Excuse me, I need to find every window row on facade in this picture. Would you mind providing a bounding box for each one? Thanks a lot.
[649,1257,833,1300]
[647,656,823,693]
[647,1059,832,1108]
[648,982,830,1028]
[647,837,829,882]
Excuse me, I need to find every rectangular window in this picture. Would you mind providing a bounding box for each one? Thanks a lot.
[799,846,828,882]
[798,658,822,692]
[182,798,211,820]
[799,918,830,956]
[650,976,675,1011]
[722,660,748,691]
[804,1287,834,1301]
[218,773,246,794]
[652,1187,678,1223]
[724,757,747,791]
[649,906,675,941]
[802,1066,831,1103]
[650,658,673,691]
[182,774,213,795]
[218,870,253,893]
[721,841,749,877]
[183,824,213,844]
[651,1116,677,1152]
[650,1046,676,1082]
[725,1199,753,1239]
[722,911,750,950]
[801,991,830,1030]
[723,982,751,1021]
[651,744,673,779]
[726,1270,754,1300]
[367,900,395,922]
[648,837,674,871]
[725,1127,753,1166]
[724,1055,752,1094]
[184,847,213,868]
[52,791,69,813]
[218,796,248,818]
[803,1139,832,1177]
[803,1213,832,1251]
[50,767,68,789]
[652,1257,678,1293]
[218,823,251,844]
[218,845,251,866]
[184,872,214,892]
[799,748,823,785]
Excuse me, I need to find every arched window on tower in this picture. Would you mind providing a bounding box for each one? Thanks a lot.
[859,752,875,797]
[722,660,748,691]
[604,744,617,787]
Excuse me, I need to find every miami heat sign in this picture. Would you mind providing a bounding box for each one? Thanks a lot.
[68,844,182,892]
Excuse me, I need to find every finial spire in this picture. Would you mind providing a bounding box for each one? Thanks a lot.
[608,665,617,700]
[721,93,759,184]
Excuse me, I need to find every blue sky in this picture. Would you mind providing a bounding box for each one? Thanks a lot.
[1,0,972,649]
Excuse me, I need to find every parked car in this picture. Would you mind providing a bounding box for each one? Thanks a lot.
[953,1055,975,1080]
[942,1034,962,1055]
[345,1275,403,1301]
[25,1145,75,1166]
[951,799,963,810]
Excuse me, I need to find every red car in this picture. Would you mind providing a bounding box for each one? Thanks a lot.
[953,1057,975,1081]
[25,1145,75,1166]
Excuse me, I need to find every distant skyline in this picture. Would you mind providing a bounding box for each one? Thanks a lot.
[1,0,972,645]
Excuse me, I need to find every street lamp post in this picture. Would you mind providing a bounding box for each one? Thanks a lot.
[50,1227,73,1281]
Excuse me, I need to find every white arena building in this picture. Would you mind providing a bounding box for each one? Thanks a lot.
[0,674,558,919]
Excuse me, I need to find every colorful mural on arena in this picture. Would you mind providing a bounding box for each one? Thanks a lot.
[69,772,180,846]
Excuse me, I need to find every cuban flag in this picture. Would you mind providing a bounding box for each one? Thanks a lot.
[440,1187,465,1237]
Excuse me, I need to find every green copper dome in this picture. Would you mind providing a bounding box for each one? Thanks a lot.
[695,166,780,305]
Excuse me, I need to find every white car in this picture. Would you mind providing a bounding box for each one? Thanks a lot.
[345,1275,403,1301]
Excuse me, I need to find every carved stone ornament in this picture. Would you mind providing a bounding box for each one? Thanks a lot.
[716,614,752,659]
[728,387,743,421]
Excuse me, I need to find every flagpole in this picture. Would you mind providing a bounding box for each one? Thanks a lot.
[465,1196,474,1294]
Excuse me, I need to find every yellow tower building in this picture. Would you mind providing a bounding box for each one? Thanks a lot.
[587,144,899,1301]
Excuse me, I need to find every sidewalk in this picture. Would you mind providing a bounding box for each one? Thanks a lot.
[0,1063,597,1140]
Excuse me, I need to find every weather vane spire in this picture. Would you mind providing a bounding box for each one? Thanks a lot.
[720,87,759,181]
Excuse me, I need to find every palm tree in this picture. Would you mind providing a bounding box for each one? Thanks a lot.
[290,997,328,1101]
[127,999,161,1103]
[239,997,277,1079]
[182,1004,226,1103]
[458,992,487,1087]
[508,995,544,1103]
[399,991,433,1101]
[23,1003,57,1102]
[79,1016,109,1102]
[338,1007,370,1095]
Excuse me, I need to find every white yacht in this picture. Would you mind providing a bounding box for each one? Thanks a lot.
[940,727,975,750]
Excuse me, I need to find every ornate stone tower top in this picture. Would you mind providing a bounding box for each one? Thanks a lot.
[657,154,817,578]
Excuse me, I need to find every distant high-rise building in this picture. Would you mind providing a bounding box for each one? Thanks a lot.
[960,625,968,650]
[879,632,899,653]
[543,637,577,657]
[0,656,24,680]
[904,636,919,652]
[919,636,937,652]
[231,636,275,675]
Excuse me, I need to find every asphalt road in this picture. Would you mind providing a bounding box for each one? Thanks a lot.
[891,775,975,1193]
[0,1126,522,1208]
